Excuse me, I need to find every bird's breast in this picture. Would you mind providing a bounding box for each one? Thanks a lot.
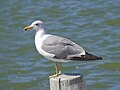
[35,34,55,58]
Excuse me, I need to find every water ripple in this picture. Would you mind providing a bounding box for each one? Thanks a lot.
[0,0,120,90]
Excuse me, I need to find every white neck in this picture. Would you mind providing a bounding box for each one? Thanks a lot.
[35,29,45,38]
[35,28,51,57]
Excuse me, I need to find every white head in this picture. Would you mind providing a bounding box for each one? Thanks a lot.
[24,20,44,31]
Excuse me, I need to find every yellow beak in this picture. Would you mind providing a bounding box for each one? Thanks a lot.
[24,26,33,31]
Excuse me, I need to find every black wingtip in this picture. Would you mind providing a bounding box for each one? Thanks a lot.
[65,51,103,61]
[84,52,103,60]
[98,56,102,60]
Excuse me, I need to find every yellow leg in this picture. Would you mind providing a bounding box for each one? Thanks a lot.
[55,62,58,75]
[49,62,59,78]
[59,62,62,75]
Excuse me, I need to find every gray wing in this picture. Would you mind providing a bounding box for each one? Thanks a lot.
[42,35,85,59]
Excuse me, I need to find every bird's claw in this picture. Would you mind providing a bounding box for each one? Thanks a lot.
[49,74,59,78]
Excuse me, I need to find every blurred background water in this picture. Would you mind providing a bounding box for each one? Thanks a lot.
[0,0,120,90]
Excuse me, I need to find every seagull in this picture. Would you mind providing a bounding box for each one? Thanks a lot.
[24,20,102,78]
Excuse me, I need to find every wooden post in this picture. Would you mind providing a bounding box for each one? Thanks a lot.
[49,74,86,90]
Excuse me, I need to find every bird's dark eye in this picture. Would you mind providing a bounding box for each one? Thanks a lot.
[35,23,39,26]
